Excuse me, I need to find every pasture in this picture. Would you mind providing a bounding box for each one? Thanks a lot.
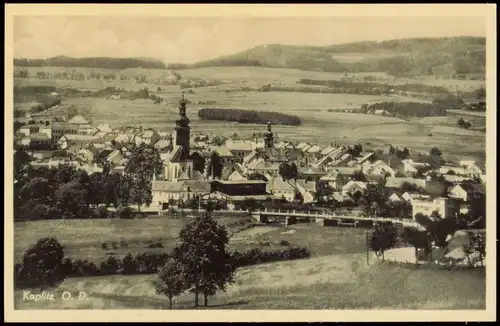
[14,252,485,309]
[14,214,252,264]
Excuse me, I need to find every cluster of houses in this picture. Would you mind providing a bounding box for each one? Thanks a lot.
[15,97,486,222]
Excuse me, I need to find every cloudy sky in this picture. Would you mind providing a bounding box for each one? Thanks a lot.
[14,16,486,64]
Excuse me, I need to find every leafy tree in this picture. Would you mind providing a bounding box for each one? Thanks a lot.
[414,213,431,227]
[15,238,65,289]
[54,181,89,219]
[154,257,187,309]
[172,207,235,307]
[362,183,390,216]
[126,143,163,180]
[130,176,152,212]
[20,177,54,205]
[429,147,442,157]
[467,193,486,228]
[241,198,260,212]
[207,151,223,179]
[370,223,398,260]
[471,232,486,267]
[426,217,457,248]
[190,152,206,173]
[400,181,424,194]
[116,174,134,207]
[403,227,432,263]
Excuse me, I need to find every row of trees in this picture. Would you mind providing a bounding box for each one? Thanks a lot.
[14,143,163,221]
[359,101,449,118]
[14,57,167,69]
[298,78,451,96]
[198,108,302,126]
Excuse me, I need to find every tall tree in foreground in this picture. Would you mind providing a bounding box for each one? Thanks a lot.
[403,227,432,263]
[173,203,235,307]
[154,257,187,309]
[369,222,398,260]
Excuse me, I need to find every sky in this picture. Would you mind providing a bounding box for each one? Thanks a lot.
[13,16,487,64]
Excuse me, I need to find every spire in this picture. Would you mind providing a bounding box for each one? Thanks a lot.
[264,121,274,148]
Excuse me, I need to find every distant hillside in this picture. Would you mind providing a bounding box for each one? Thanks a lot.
[14,56,167,70]
[168,37,485,77]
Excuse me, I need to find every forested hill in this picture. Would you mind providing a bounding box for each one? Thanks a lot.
[14,37,485,76]
[14,56,167,69]
[167,36,486,77]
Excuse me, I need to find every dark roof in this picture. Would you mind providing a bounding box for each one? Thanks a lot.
[170,146,191,162]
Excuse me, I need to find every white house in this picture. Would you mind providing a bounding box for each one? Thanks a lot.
[411,197,460,220]
[341,180,367,196]
[267,176,295,202]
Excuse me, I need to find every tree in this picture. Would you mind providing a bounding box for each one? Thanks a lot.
[370,223,398,260]
[471,232,486,267]
[154,257,187,309]
[457,118,465,127]
[429,147,442,157]
[403,227,431,263]
[241,198,260,212]
[426,217,457,248]
[467,193,486,228]
[54,181,89,219]
[126,143,163,180]
[130,176,152,212]
[400,181,424,194]
[207,151,223,179]
[362,183,390,216]
[190,152,206,173]
[116,174,134,207]
[15,238,65,289]
[172,208,235,307]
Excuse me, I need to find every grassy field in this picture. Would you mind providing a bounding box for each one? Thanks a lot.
[13,214,252,264]
[14,252,486,309]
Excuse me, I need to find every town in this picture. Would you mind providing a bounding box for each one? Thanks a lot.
[14,94,486,227]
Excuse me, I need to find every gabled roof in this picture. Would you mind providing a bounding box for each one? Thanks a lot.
[170,145,191,162]
[225,140,253,152]
[68,115,90,125]
[342,180,367,191]
[212,146,234,158]
[385,177,427,189]
[29,133,50,141]
[268,177,295,193]
[142,130,157,138]
[300,166,327,175]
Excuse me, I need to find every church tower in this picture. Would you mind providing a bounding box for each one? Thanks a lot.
[167,93,194,182]
[174,93,191,158]
[264,121,274,148]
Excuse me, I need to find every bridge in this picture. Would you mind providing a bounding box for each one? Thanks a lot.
[159,207,423,229]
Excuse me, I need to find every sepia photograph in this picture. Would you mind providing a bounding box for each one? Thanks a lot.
[4,3,496,322]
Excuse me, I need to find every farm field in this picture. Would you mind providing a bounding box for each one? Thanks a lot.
[13,213,252,264]
[14,252,486,310]
[14,215,368,264]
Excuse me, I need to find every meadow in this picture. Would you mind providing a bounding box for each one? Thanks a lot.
[14,252,486,309]
[13,213,252,264]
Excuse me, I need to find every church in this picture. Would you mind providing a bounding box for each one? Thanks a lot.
[151,95,210,208]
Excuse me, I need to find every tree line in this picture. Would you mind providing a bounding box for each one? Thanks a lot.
[14,143,163,221]
[198,108,302,126]
[297,78,451,96]
[358,101,448,117]
[14,57,167,69]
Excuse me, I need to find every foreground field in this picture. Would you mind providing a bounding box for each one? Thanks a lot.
[14,253,485,309]
[14,214,251,263]
[14,217,367,263]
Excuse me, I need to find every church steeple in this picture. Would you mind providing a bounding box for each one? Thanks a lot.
[172,92,191,161]
[264,121,274,148]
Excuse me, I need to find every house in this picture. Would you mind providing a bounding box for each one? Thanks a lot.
[448,183,485,202]
[154,139,173,153]
[246,159,280,176]
[107,149,127,166]
[57,134,100,151]
[305,144,321,157]
[319,143,338,156]
[385,177,445,197]
[267,176,295,202]
[114,133,131,144]
[68,115,90,125]
[28,133,52,149]
[294,179,316,204]
[363,160,396,177]
[228,170,247,182]
[411,197,460,220]
[152,180,211,207]
[389,193,403,203]
[51,122,79,144]
[77,147,100,163]
[299,166,327,182]
[402,192,430,202]
[97,124,113,133]
[141,130,161,145]
[78,125,99,136]
[439,163,483,178]
[374,109,390,116]
[212,146,236,165]
[314,146,348,168]
[356,152,375,165]
[341,180,367,197]
[225,140,254,162]
[209,180,271,203]
[320,170,343,190]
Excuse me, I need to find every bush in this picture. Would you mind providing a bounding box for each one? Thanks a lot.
[280,240,290,246]
[101,242,108,249]
[116,206,135,219]
[145,241,164,248]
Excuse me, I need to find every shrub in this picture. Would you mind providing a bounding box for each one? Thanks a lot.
[280,240,290,246]
[116,206,135,219]
[101,242,108,249]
